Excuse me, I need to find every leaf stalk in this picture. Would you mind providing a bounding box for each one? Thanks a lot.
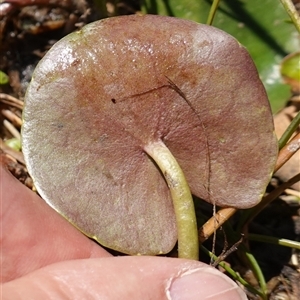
[144,140,199,260]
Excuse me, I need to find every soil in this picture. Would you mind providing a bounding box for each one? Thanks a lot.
[1,1,299,299]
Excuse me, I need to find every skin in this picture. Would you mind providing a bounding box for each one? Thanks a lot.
[0,160,247,299]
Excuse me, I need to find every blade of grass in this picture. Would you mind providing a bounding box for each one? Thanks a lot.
[278,111,300,150]
[243,247,267,299]
[279,0,300,34]
[206,0,222,25]
[248,233,300,250]
[200,245,266,299]
[221,221,268,297]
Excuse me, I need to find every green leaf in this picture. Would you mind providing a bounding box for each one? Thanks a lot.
[0,70,9,85]
[5,138,21,151]
[281,51,300,81]
[142,0,299,112]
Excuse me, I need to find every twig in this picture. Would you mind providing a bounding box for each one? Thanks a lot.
[200,245,265,298]
[3,119,21,140]
[0,93,23,110]
[199,131,300,241]
[1,109,23,127]
[242,172,300,228]
[275,132,300,170]
[199,207,236,242]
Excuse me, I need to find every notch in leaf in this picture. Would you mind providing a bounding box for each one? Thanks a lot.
[21,15,278,258]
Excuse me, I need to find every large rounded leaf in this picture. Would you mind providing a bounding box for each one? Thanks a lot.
[142,0,299,112]
[22,15,278,255]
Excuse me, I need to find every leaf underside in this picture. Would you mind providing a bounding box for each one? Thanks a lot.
[22,15,278,255]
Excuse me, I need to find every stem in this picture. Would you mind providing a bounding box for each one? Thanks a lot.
[200,245,265,298]
[279,0,300,34]
[249,233,300,250]
[202,131,300,239]
[278,110,300,150]
[206,0,221,25]
[241,251,267,299]
[144,140,199,260]
[276,132,300,170]
[199,207,236,243]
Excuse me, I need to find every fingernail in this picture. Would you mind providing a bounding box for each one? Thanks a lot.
[168,267,247,300]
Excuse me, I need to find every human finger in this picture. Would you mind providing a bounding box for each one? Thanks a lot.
[0,161,111,283]
[2,256,247,300]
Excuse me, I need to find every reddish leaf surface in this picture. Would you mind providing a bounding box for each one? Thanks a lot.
[22,15,278,255]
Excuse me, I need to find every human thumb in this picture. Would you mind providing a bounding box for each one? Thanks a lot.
[2,256,247,299]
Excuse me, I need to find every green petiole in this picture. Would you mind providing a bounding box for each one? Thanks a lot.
[144,140,199,260]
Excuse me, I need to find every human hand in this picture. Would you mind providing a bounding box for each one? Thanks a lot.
[0,161,247,299]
